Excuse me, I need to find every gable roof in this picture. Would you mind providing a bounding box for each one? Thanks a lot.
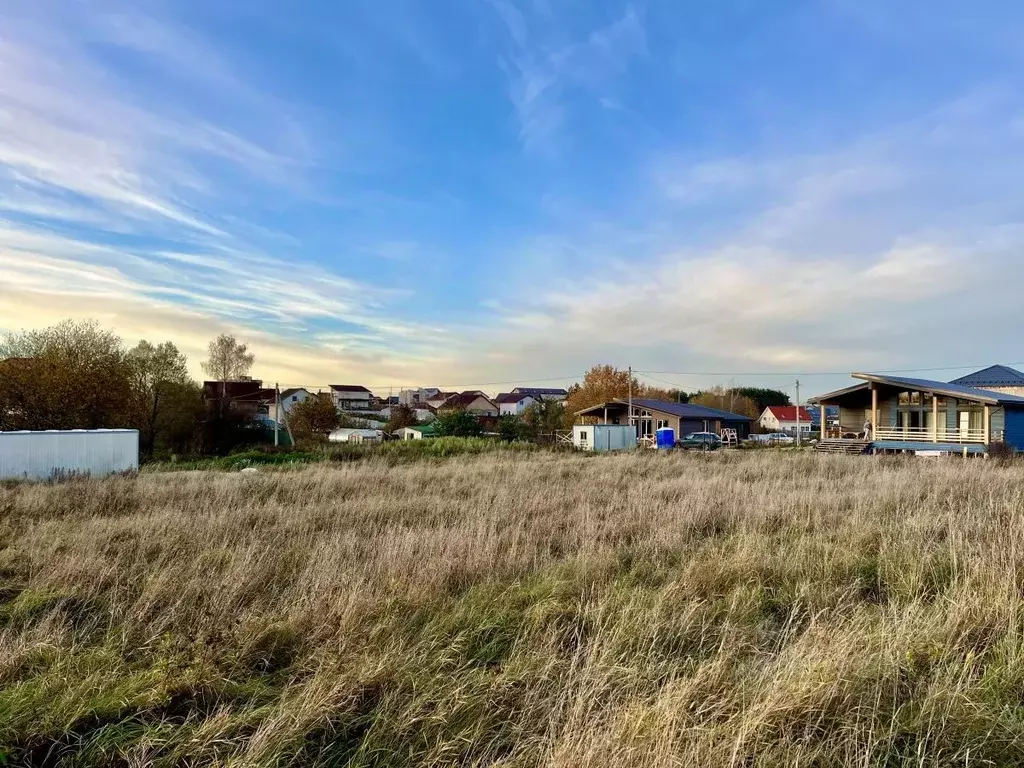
[950,365,1024,388]
[280,388,308,399]
[763,406,812,422]
[330,384,372,393]
[852,373,1024,406]
[441,391,498,410]
[495,392,533,404]
[512,387,568,396]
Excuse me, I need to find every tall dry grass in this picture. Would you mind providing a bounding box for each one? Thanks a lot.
[2,451,1024,766]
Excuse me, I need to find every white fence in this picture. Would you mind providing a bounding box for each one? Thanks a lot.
[0,430,139,481]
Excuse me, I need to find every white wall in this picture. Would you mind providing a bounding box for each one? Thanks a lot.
[268,389,311,421]
[500,397,537,416]
[0,430,139,481]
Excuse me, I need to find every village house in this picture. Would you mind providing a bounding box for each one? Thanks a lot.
[575,398,752,440]
[810,368,1024,455]
[425,391,458,410]
[495,392,537,416]
[267,387,311,422]
[202,379,274,418]
[398,387,440,406]
[950,365,1024,397]
[329,384,374,411]
[439,391,500,417]
[758,406,813,435]
[511,386,568,402]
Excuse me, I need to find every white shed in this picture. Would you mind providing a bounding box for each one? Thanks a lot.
[572,424,636,452]
[393,427,423,441]
[0,429,139,481]
[328,428,384,443]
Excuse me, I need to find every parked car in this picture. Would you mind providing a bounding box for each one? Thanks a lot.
[764,432,796,445]
[680,432,722,450]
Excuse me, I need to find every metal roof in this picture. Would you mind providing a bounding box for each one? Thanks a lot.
[950,365,1024,388]
[512,387,568,396]
[808,382,871,404]
[577,398,751,422]
[852,373,1024,405]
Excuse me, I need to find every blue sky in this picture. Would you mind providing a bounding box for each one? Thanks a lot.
[2,0,1024,396]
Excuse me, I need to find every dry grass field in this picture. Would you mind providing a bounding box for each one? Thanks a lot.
[3,450,1024,766]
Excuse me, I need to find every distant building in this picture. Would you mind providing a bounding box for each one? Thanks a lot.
[267,387,312,422]
[759,406,813,435]
[425,391,458,410]
[398,387,440,406]
[329,384,374,411]
[512,386,568,401]
[439,391,499,417]
[495,392,538,416]
[575,398,751,440]
[202,379,274,418]
[950,365,1024,397]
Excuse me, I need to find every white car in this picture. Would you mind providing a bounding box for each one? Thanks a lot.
[749,432,795,445]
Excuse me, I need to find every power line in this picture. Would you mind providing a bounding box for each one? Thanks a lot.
[634,362,1024,378]
[264,360,1022,394]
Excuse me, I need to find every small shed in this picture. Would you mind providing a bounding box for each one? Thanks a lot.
[328,428,384,443]
[0,429,139,481]
[573,424,636,452]
[394,426,424,441]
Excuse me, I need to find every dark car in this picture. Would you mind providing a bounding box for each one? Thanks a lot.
[679,432,722,450]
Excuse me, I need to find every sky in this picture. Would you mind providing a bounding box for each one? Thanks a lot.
[2,0,1024,397]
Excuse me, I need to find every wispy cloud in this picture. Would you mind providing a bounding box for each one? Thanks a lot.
[492,2,647,152]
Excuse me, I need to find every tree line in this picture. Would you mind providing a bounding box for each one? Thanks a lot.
[0,320,259,458]
[0,320,793,455]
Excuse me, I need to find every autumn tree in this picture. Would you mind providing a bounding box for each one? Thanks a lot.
[522,398,564,443]
[385,404,419,433]
[202,334,255,382]
[127,340,192,457]
[0,319,135,430]
[562,365,638,425]
[288,395,340,438]
[689,386,760,419]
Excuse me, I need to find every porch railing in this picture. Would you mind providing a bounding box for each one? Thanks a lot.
[872,426,994,444]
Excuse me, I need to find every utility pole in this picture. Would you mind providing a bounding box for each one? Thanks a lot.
[628,365,634,438]
[274,383,280,447]
[795,379,801,448]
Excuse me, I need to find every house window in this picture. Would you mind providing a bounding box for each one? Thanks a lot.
[656,419,669,430]
[291,395,298,402]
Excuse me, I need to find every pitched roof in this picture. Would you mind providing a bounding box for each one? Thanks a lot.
[512,387,568,396]
[950,365,1024,388]
[852,373,1024,406]
[280,388,308,399]
[763,406,812,422]
[330,384,372,393]
[496,392,533,404]
[576,398,751,422]
[441,391,498,409]
[630,398,752,422]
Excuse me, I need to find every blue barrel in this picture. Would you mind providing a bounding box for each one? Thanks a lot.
[656,427,675,450]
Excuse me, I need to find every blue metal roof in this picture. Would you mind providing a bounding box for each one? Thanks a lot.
[852,373,1024,406]
[628,398,752,422]
[950,365,1024,388]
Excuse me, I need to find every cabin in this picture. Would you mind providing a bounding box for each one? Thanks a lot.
[810,372,1024,455]
[575,398,752,440]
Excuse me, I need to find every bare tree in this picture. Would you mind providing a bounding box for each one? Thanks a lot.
[202,334,255,382]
